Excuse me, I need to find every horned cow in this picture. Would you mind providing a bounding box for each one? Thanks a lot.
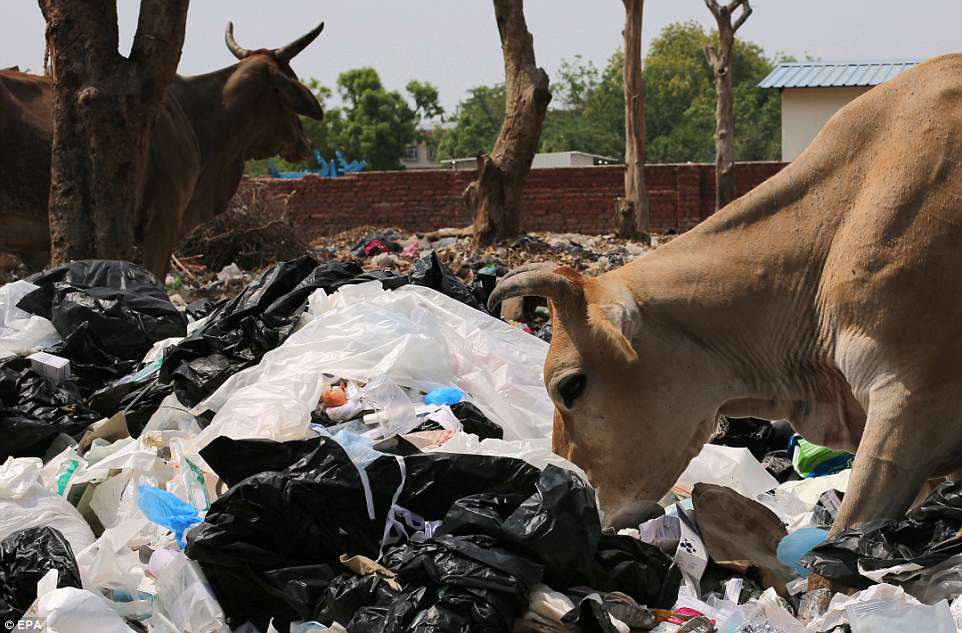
[490,53,962,533]
[0,21,325,277]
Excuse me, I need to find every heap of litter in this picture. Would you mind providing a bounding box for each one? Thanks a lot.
[1,257,960,632]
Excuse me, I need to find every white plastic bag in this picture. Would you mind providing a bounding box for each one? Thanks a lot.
[24,585,136,633]
[149,549,229,633]
[673,444,779,500]
[0,457,95,553]
[193,283,555,449]
[0,280,62,357]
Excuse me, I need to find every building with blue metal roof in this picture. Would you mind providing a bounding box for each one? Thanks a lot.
[759,59,920,160]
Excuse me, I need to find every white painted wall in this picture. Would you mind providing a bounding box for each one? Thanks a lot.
[781,86,871,160]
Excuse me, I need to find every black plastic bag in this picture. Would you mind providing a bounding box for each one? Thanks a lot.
[501,465,600,589]
[802,480,962,588]
[377,534,543,633]
[0,526,82,624]
[199,435,325,487]
[593,534,680,609]
[186,438,540,629]
[561,596,622,633]
[0,357,101,461]
[407,253,487,313]
[317,573,399,627]
[19,260,186,364]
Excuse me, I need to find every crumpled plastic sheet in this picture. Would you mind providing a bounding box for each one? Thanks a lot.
[192,282,555,450]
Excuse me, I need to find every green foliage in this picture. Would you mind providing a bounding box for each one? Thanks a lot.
[436,84,506,160]
[246,70,443,173]
[438,20,782,164]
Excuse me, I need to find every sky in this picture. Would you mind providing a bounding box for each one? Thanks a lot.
[4,1,961,112]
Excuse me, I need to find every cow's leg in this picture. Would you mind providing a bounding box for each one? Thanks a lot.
[831,386,954,533]
[141,227,174,281]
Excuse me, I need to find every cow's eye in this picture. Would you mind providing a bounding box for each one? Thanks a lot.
[558,373,587,408]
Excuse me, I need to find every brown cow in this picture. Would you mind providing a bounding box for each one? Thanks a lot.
[489,53,962,533]
[0,21,324,277]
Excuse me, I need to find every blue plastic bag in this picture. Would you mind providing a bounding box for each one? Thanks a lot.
[137,484,202,549]
[424,386,463,405]
[777,527,828,577]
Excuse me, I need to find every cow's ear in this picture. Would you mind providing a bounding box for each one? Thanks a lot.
[586,288,640,363]
[271,71,323,120]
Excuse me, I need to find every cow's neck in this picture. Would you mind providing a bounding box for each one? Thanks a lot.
[625,159,847,424]
[171,66,252,167]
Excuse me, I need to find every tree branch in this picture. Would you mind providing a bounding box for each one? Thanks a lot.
[130,0,189,91]
[731,0,753,32]
[703,44,718,68]
[703,0,721,19]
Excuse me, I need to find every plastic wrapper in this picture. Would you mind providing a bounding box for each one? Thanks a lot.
[0,357,101,461]
[194,282,555,448]
[0,457,95,554]
[846,596,955,633]
[0,526,82,624]
[801,480,962,588]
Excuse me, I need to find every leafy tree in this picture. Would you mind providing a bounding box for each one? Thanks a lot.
[436,85,505,160]
[439,21,782,165]
[248,69,442,173]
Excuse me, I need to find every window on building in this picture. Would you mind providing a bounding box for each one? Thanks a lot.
[403,145,419,160]
[427,145,437,161]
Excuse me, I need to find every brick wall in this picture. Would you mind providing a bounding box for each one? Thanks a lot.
[247,161,786,236]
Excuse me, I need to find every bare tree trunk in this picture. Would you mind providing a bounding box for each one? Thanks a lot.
[614,0,651,241]
[466,0,551,248]
[703,0,751,210]
[38,0,189,266]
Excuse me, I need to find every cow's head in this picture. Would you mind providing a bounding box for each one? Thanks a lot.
[489,264,718,524]
[224,21,325,162]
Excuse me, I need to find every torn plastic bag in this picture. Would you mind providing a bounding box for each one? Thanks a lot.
[0,357,101,461]
[18,260,186,374]
[0,526,82,624]
[196,282,555,448]
[185,437,540,629]
[802,480,962,588]
[560,594,628,633]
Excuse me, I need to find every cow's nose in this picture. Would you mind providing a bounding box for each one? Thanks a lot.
[604,500,665,531]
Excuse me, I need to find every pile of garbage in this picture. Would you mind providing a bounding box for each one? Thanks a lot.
[1,255,961,633]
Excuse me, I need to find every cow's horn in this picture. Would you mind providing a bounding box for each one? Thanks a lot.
[274,22,325,63]
[487,266,582,313]
[225,22,251,60]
